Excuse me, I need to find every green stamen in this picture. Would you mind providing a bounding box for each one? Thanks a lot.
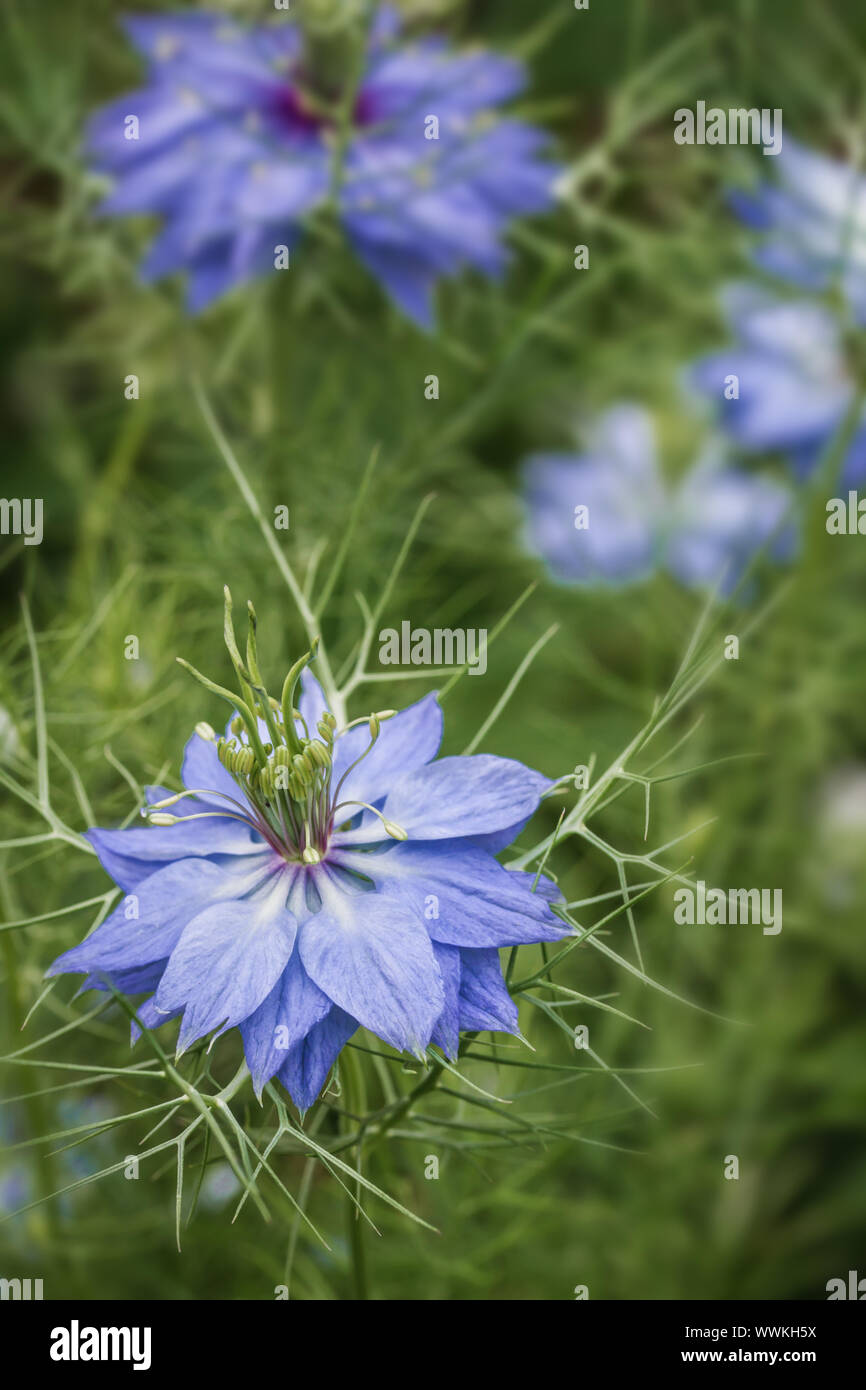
[177,595,397,866]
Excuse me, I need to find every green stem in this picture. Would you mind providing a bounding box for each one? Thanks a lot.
[364,1059,445,1154]
[191,379,347,725]
[347,1188,369,1301]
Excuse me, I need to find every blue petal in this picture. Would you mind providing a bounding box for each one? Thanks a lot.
[180,729,241,810]
[331,691,442,810]
[184,230,276,313]
[81,961,165,997]
[240,951,332,1099]
[298,884,443,1054]
[374,754,551,843]
[86,85,211,172]
[277,1006,358,1112]
[666,456,797,594]
[728,140,866,324]
[688,285,853,458]
[130,992,180,1043]
[122,14,235,61]
[123,16,284,103]
[86,810,266,892]
[430,942,460,1059]
[235,157,329,222]
[688,350,849,454]
[457,948,519,1035]
[361,49,525,123]
[455,818,542,855]
[522,405,665,586]
[99,137,213,215]
[333,843,567,947]
[155,897,297,1053]
[297,669,329,737]
[348,237,436,328]
[46,858,239,976]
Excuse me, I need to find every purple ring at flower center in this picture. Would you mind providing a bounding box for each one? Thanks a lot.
[269,80,381,137]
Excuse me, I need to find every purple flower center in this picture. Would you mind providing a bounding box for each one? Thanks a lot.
[269,79,380,139]
[271,84,326,136]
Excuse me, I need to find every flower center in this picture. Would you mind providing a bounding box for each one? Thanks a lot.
[152,589,408,862]
[217,707,338,864]
[271,83,329,137]
[269,79,380,139]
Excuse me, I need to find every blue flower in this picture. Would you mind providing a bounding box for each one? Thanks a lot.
[522,404,795,593]
[690,283,866,488]
[730,137,866,322]
[47,646,567,1111]
[1,1098,113,1218]
[87,8,560,326]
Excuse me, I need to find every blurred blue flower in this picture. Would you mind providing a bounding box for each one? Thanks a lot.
[522,404,796,593]
[690,283,866,487]
[48,670,567,1111]
[0,1098,113,1221]
[87,8,560,326]
[731,137,866,322]
[0,1105,30,1217]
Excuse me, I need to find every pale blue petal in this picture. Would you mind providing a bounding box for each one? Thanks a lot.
[666,456,797,594]
[47,858,240,976]
[130,992,180,1043]
[277,1006,358,1112]
[430,942,460,1059]
[80,961,165,998]
[298,884,443,1053]
[297,669,329,739]
[156,897,297,1053]
[375,754,551,843]
[333,843,567,947]
[522,405,665,586]
[240,951,332,1098]
[86,810,266,892]
[331,691,442,810]
[349,237,436,328]
[180,730,242,809]
[457,948,518,1035]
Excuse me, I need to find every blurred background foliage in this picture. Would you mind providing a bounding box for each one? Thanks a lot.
[1,0,865,1300]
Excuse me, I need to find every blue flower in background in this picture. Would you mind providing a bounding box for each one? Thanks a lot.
[87,8,560,326]
[690,283,866,488]
[1,1098,113,1222]
[522,404,795,593]
[731,137,866,323]
[48,660,567,1111]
